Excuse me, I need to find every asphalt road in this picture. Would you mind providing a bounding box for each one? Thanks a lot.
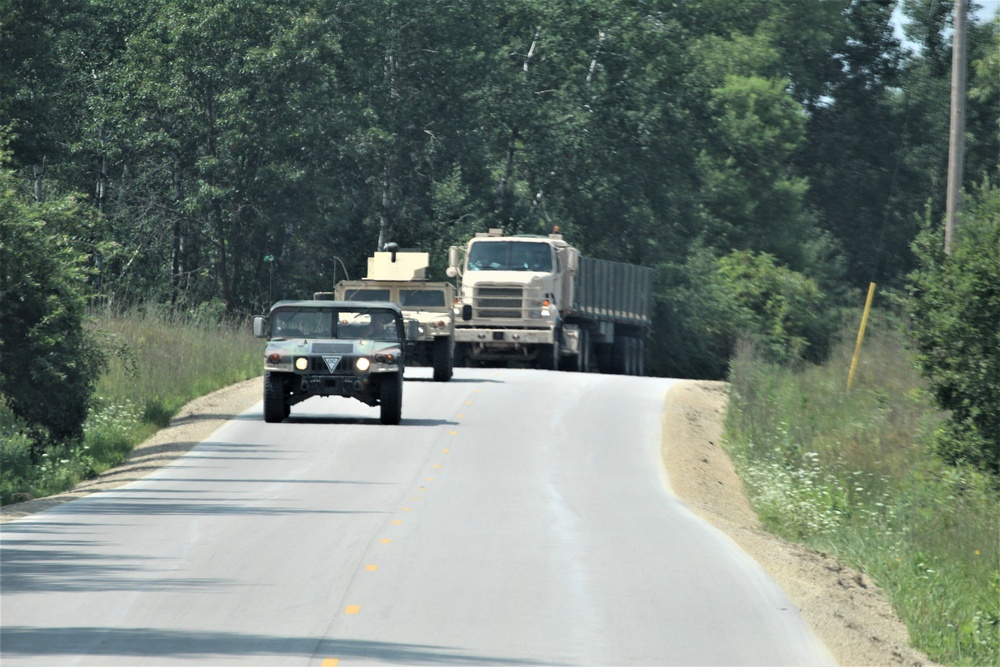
[1,367,834,666]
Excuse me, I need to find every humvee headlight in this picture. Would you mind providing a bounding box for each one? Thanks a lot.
[356,357,371,371]
[295,357,309,371]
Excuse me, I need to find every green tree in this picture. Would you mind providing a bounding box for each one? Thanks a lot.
[906,184,1000,475]
[0,145,105,442]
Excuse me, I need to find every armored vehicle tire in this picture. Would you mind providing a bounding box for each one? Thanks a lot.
[379,373,403,425]
[433,336,453,382]
[263,371,288,423]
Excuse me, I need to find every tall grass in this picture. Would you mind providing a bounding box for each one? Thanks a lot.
[0,306,262,505]
[725,312,1000,665]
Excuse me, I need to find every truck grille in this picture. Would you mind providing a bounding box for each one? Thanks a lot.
[476,287,523,319]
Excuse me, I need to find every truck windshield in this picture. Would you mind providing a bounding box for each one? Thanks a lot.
[467,241,552,272]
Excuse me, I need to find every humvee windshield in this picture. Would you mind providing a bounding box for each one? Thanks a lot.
[342,288,391,301]
[400,289,446,308]
[271,308,401,341]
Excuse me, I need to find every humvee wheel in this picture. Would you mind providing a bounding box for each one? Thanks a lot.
[432,336,453,382]
[263,371,288,423]
[379,373,403,425]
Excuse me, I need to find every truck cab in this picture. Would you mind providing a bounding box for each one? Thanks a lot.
[447,228,578,369]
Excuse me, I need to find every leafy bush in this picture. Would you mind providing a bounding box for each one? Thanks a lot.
[0,159,106,442]
[906,184,1000,475]
[649,247,836,379]
[716,249,835,364]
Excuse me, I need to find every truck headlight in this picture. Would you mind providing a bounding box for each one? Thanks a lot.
[356,357,371,371]
[295,357,309,370]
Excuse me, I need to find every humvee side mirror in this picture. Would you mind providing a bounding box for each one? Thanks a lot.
[406,319,421,340]
[253,316,267,338]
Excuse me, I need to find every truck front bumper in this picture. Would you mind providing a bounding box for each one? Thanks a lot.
[453,327,555,345]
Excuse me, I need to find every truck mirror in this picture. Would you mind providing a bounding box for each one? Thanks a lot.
[448,245,460,270]
[446,266,458,278]
[252,316,267,338]
[462,304,473,321]
[563,248,579,272]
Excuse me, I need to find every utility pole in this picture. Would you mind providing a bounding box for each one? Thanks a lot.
[945,0,968,255]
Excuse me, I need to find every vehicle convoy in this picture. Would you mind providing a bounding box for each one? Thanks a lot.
[314,248,455,382]
[252,300,405,424]
[447,228,652,374]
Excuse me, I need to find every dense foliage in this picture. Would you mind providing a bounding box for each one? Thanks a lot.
[0,1,998,445]
[907,184,1000,476]
[0,148,106,442]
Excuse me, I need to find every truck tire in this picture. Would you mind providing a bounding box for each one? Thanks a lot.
[580,330,591,373]
[379,373,403,425]
[433,336,453,382]
[613,336,629,375]
[537,340,559,371]
[263,371,287,423]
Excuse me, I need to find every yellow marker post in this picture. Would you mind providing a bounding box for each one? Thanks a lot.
[847,282,877,391]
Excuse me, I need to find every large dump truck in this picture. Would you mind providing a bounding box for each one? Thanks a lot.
[315,249,455,382]
[446,228,652,374]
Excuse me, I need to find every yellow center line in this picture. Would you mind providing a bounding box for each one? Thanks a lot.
[365,564,378,571]
[391,519,402,525]
[456,413,464,419]
[345,605,361,615]
[321,659,340,667]
[380,538,392,544]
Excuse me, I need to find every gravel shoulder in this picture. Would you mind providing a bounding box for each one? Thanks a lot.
[2,377,935,666]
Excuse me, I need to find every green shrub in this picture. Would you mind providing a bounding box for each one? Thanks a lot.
[906,184,1000,475]
[649,247,836,379]
[0,160,106,443]
[716,249,835,364]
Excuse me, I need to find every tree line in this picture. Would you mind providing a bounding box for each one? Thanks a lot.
[1,0,998,468]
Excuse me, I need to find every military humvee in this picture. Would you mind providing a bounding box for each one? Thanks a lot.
[252,300,405,424]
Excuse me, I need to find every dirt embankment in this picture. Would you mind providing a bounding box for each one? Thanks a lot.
[2,378,936,666]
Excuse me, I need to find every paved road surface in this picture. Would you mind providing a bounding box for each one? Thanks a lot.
[1,368,833,665]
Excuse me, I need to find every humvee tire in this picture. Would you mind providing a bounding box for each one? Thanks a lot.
[379,373,402,425]
[263,371,287,423]
[432,336,453,382]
